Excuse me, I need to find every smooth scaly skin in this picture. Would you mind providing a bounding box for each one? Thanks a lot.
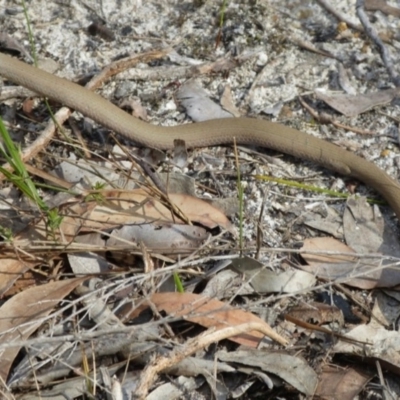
[1,53,400,219]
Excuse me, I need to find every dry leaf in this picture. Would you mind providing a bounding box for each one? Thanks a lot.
[177,81,233,121]
[84,189,234,233]
[53,158,125,188]
[220,84,241,117]
[217,349,318,396]
[68,252,114,275]
[314,88,399,117]
[156,172,196,196]
[315,365,371,399]
[333,324,400,374]
[0,32,33,60]
[301,237,356,264]
[299,197,400,289]
[231,256,316,293]
[303,206,344,239]
[343,197,400,258]
[107,223,208,254]
[299,237,400,289]
[133,292,286,347]
[0,277,88,381]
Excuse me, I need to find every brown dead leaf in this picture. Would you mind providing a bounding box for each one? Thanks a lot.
[301,237,357,264]
[133,292,287,347]
[83,189,234,233]
[315,365,372,399]
[0,276,88,381]
[0,258,38,299]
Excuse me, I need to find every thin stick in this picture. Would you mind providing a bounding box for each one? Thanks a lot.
[134,322,288,399]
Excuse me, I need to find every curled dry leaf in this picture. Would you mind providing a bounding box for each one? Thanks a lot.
[132,292,287,347]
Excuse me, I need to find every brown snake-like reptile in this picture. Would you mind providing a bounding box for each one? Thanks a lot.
[1,52,400,220]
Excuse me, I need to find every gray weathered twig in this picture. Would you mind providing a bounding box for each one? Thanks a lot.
[356,0,400,87]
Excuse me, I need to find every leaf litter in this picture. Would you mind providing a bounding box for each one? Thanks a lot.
[1,0,400,399]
